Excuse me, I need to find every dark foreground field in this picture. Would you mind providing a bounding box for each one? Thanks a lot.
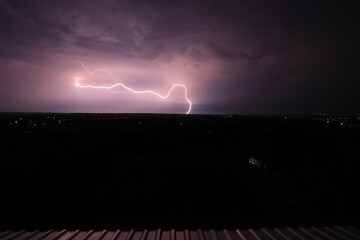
[0,113,359,230]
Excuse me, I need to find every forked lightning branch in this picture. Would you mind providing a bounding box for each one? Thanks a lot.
[75,64,192,114]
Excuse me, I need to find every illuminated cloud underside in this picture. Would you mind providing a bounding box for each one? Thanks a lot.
[0,0,358,114]
[76,64,192,114]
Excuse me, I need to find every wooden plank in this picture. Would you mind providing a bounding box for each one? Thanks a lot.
[323,227,351,240]
[117,231,130,240]
[226,231,241,240]
[223,230,233,240]
[274,228,292,240]
[260,229,277,240]
[11,231,39,240]
[287,228,308,240]
[3,230,26,240]
[235,229,246,240]
[42,232,67,240]
[238,231,256,240]
[0,231,11,239]
[299,227,322,240]
[312,227,337,240]
[33,230,54,240]
[81,231,94,240]
[1,227,359,240]
[190,231,199,240]
[140,230,148,240]
[248,229,262,240]
[162,231,170,240]
[57,231,78,240]
[132,231,143,240]
[86,232,100,240]
[146,231,157,240]
[125,230,134,240]
[72,231,90,240]
[155,230,162,240]
[109,231,121,240]
[176,231,185,240]
[68,231,81,240]
[348,227,360,235]
[184,230,190,240]
[335,226,360,240]
[202,232,213,240]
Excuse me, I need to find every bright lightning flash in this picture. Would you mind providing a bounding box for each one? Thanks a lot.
[75,64,192,114]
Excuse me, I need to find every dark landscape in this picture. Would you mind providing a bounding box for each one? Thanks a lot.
[1,0,360,236]
[1,113,359,230]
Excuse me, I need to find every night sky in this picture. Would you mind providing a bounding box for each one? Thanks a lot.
[0,0,359,114]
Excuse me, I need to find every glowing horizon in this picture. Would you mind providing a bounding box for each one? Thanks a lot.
[75,64,192,114]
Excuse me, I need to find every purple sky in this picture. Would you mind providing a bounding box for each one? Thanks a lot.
[0,0,359,114]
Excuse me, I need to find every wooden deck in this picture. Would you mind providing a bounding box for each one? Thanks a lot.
[1,226,359,240]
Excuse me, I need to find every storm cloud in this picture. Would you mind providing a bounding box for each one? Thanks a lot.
[0,0,359,114]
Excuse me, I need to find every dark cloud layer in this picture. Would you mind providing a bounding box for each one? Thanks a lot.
[0,0,359,114]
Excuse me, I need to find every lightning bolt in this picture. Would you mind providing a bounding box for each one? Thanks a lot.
[75,63,192,114]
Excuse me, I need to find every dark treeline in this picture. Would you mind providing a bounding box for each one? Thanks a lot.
[0,113,359,230]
